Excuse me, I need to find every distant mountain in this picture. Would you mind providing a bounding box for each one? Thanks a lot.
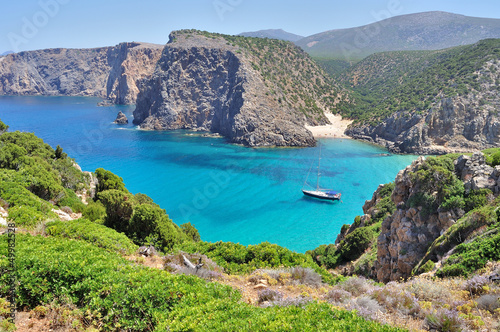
[0,51,13,56]
[296,11,500,60]
[238,29,304,42]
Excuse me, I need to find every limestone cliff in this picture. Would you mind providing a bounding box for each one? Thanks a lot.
[133,30,345,147]
[0,42,162,104]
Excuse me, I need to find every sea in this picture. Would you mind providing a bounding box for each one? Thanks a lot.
[0,96,417,253]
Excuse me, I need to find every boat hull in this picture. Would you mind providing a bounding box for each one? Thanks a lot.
[302,189,340,201]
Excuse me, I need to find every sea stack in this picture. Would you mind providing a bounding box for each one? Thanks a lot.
[114,111,128,124]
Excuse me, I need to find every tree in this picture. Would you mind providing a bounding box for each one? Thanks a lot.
[95,168,126,194]
[181,222,201,242]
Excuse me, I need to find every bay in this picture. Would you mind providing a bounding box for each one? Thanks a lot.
[0,96,417,252]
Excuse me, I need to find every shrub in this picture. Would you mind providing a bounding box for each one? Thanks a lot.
[7,205,48,227]
[338,277,374,297]
[258,289,283,304]
[475,294,500,313]
[45,219,138,255]
[98,189,135,233]
[82,200,107,222]
[94,168,126,194]
[57,188,85,213]
[424,309,464,332]
[0,119,8,132]
[129,204,186,251]
[463,275,490,295]
[325,288,351,303]
[338,227,375,262]
[181,222,201,242]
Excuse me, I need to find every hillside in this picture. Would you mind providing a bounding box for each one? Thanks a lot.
[133,30,349,147]
[342,39,500,154]
[238,29,304,42]
[296,11,500,61]
[0,42,163,104]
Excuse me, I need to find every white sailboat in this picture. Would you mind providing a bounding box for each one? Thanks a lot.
[302,144,341,201]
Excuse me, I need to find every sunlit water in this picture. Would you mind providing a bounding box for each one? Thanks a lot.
[0,96,417,252]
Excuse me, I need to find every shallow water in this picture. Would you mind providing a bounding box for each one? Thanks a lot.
[0,96,417,252]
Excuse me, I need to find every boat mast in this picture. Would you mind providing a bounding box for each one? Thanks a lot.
[316,144,321,190]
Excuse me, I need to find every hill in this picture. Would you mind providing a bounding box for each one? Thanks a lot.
[133,30,349,147]
[341,39,500,154]
[296,11,500,64]
[238,29,304,42]
[0,42,163,104]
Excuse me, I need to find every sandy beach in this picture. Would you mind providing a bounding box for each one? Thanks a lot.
[305,113,353,138]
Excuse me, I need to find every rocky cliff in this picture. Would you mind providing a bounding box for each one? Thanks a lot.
[133,30,345,147]
[0,42,162,104]
[344,40,500,154]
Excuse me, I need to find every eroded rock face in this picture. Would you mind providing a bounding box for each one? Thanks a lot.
[375,152,500,282]
[133,33,315,147]
[0,42,163,104]
[347,56,500,155]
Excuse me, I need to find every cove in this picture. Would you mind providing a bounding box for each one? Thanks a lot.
[0,96,417,252]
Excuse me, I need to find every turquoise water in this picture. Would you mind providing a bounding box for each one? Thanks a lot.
[0,96,417,252]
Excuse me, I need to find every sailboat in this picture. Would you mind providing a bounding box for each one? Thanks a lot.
[302,144,341,201]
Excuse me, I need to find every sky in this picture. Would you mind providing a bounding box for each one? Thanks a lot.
[1,0,500,53]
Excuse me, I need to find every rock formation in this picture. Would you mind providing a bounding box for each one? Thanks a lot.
[346,58,500,154]
[133,31,339,147]
[0,42,163,104]
[375,152,500,282]
[114,111,128,124]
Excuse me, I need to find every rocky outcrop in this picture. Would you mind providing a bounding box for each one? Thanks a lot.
[114,111,128,124]
[0,42,162,104]
[133,31,321,147]
[375,152,500,282]
[347,58,500,154]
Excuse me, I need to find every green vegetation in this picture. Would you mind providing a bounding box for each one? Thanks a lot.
[340,39,500,125]
[176,240,342,285]
[308,183,395,270]
[45,219,138,255]
[0,234,400,331]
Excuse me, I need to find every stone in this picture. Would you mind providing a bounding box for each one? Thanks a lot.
[133,31,317,147]
[0,42,163,105]
[114,111,128,124]
[253,283,268,290]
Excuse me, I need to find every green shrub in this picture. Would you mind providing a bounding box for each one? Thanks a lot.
[437,227,500,277]
[46,219,138,255]
[94,168,126,194]
[338,227,375,262]
[98,189,135,233]
[57,188,85,213]
[82,200,107,222]
[181,222,201,242]
[129,204,186,251]
[7,205,48,227]
[0,119,8,132]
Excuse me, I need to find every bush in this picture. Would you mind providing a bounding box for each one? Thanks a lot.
[338,227,375,262]
[98,189,135,233]
[424,309,464,332]
[7,205,49,227]
[181,222,201,242]
[129,204,186,251]
[82,200,107,223]
[57,188,85,213]
[475,294,500,313]
[176,241,341,285]
[94,168,126,194]
[258,289,283,304]
[46,219,138,255]
[463,275,490,295]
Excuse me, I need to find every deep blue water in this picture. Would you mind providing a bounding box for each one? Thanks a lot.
[0,96,417,252]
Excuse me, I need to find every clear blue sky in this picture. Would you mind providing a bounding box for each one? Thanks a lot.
[1,0,499,53]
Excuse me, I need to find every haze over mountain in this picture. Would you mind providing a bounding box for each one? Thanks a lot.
[238,29,304,42]
[295,11,500,60]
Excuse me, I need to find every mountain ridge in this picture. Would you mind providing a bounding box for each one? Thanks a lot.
[295,11,500,60]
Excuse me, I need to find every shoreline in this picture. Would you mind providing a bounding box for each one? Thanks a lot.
[305,113,353,139]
